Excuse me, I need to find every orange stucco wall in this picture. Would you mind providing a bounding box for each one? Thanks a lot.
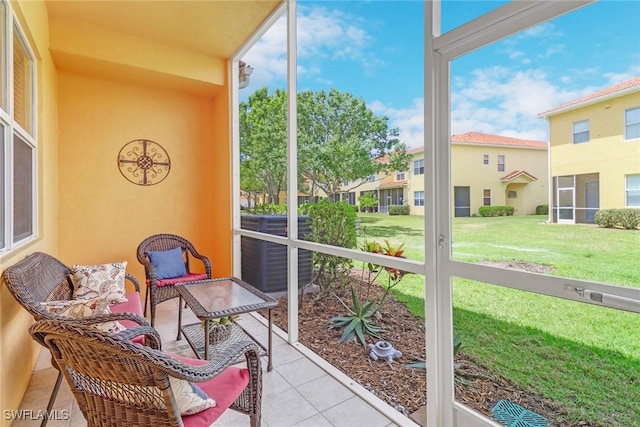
[1,3,234,421]
[57,71,232,284]
[0,0,59,423]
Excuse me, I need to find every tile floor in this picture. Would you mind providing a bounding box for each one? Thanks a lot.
[13,298,419,426]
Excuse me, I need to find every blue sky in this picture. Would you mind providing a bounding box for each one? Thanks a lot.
[242,1,640,147]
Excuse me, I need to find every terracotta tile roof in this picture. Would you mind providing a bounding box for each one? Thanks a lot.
[539,76,640,117]
[379,180,407,188]
[451,132,548,149]
[500,170,537,181]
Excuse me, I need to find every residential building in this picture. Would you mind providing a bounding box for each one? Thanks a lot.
[448,132,548,217]
[539,77,640,224]
[337,133,548,217]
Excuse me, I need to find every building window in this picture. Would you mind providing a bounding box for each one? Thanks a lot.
[413,158,424,175]
[508,191,517,199]
[572,120,589,144]
[626,174,640,207]
[483,154,489,165]
[414,191,424,207]
[497,155,505,172]
[483,189,491,206]
[1,9,37,253]
[396,171,405,180]
[625,107,640,140]
[369,174,376,182]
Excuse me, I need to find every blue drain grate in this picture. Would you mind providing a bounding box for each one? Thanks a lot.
[491,400,549,427]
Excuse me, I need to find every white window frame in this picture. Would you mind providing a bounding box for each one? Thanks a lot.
[483,154,489,165]
[396,171,405,180]
[414,158,425,175]
[0,3,37,254]
[497,154,505,172]
[414,190,425,206]
[624,107,640,141]
[573,119,590,144]
[626,174,640,207]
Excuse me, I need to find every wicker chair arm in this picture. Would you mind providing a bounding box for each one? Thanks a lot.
[125,273,141,293]
[40,311,150,328]
[186,249,213,278]
[151,340,261,384]
[116,325,162,349]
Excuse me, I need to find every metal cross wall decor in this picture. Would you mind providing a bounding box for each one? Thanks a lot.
[117,139,171,186]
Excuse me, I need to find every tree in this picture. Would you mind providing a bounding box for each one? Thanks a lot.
[297,89,410,199]
[239,87,288,204]
[240,87,410,204]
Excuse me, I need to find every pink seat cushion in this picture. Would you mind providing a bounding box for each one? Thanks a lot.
[170,354,250,427]
[148,273,209,288]
[110,292,145,344]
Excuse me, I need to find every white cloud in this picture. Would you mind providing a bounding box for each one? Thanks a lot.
[451,67,586,141]
[375,64,638,148]
[241,6,377,90]
[370,98,424,148]
[603,64,640,85]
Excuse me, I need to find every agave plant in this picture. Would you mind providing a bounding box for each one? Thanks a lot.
[328,286,386,347]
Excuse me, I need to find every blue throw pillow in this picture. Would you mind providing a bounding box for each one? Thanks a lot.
[148,247,187,279]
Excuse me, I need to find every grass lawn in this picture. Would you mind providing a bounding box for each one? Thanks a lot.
[357,213,640,426]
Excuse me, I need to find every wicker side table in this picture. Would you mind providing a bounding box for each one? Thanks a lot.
[176,278,278,370]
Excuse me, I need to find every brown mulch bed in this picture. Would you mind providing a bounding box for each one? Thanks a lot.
[263,276,600,427]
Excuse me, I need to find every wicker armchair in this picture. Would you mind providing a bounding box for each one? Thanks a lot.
[30,320,262,427]
[136,234,212,327]
[2,252,149,427]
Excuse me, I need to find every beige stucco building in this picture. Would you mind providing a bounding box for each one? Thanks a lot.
[539,77,640,224]
[338,132,549,217]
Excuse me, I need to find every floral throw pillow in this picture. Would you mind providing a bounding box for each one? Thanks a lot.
[71,262,128,304]
[41,298,126,334]
[168,377,216,415]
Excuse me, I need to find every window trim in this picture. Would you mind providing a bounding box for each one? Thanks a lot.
[396,171,406,180]
[572,119,590,144]
[624,107,640,141]
[0,4,37,254]
[497,154,505,172]
[414,190,425,207]
[414,158,425,175]
[483,154,489,165]
[626,174,640,207]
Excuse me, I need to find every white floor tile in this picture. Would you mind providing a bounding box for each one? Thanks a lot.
[292,413,335,427]
[296,375,355,412]
[322,396,393,427]
[262,388,319,427]
[275,357,326,388]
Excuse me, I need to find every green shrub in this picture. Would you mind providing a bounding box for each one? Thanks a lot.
[535,204,549,215]
[247,203,287,215]
[478,206,515,217]
[388,204,410,215]
[300,201,357,293]
[595,209,640,230]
